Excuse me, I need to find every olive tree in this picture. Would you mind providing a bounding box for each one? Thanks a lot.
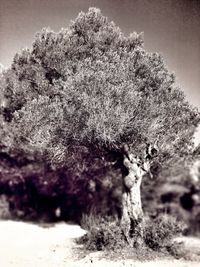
[0,8,199,239]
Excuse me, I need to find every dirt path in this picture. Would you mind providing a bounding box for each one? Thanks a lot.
[0,220,85,267]
[0,220,199,267]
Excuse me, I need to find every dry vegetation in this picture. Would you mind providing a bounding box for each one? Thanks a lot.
[77,213,189,260]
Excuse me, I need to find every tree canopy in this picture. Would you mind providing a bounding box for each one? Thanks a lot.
[0,8,199,171]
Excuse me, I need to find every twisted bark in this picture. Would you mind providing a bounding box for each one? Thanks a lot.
[120,148,152,244]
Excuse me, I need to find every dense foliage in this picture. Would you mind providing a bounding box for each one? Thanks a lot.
[0,8,199,221]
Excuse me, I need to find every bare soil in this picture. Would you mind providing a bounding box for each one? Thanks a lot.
[0,220,199,267]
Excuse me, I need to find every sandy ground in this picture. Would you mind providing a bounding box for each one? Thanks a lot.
[0,220,199,267]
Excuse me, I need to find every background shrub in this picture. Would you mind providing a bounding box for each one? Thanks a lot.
[0,195,11,220]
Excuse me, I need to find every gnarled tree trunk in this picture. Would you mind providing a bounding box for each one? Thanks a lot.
[121,170,143,227]
[120,144,153,244]
[119,142,158,244]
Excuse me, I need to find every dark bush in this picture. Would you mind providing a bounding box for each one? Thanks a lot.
[79,213,186,258]
[79,214,126,251]
[142,214,186,251]
[0,151,122,222]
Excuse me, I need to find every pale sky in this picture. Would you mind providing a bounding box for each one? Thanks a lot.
[0,0,200,143]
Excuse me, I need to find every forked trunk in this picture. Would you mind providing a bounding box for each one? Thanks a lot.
[119,142,157,244]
